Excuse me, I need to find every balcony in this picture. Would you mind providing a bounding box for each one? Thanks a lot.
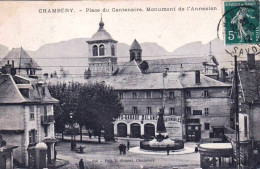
[41,115,54,125]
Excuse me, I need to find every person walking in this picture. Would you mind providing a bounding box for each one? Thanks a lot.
[195,146,198,153]
[119,144,122,155]
[127,140,130,150]
[166,144,170,155]
[79,159,84,169]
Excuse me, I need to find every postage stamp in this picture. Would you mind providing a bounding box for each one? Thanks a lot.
[224,1,259,45]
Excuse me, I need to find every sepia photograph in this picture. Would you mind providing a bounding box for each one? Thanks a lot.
[0,0,259,169]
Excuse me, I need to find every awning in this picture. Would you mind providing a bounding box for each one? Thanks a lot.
[199,143,233,157]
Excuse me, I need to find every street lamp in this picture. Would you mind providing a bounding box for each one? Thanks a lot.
[70,112,75,150]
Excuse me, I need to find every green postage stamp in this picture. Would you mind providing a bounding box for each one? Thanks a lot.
[224,1,259,45]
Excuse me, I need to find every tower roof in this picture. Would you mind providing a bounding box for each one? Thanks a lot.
[87,17,117,43]
[130,39,142,51]
[0,47,41,70]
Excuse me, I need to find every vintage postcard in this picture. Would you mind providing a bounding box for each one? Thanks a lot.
[0,0,259,169]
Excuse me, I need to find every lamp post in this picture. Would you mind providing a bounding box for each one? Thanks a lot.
[70,112,75,150]
[234,55,240,169]
[225,50,240,168]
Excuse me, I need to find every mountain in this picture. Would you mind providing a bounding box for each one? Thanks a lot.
[0,38,234,76]
[170,38,234,69]
[0,44,9,61]
[26,39,173,75]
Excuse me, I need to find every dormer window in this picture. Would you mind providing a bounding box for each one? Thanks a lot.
[20,89,29,98]
[93,45,98,56]
[99,45,105,56]
[111,45,115,56]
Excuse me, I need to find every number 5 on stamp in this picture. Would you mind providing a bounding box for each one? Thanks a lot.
[224,1,259,45]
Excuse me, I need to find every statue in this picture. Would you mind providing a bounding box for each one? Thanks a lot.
[156,108,166,133]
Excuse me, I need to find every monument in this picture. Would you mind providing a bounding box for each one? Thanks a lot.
[140,108,183,151]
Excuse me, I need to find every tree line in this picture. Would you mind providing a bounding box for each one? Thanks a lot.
[48,81,123,142]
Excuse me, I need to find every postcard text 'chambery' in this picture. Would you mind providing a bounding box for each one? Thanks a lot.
[38,6,218,14]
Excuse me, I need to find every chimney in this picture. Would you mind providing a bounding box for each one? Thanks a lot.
[195,70,200,84]
[220,68,226,83]
[179,63,184,77]
[4,61,12,74]
[247,53,255,70]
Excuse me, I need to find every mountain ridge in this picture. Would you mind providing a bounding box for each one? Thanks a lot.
[0,38,233,75]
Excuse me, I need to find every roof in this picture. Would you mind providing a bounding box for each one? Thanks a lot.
[130,39,142,51]
[179,72,230,88]
[0,74,25,103]
[86,19,117,43]
[0,48,41,70]
[117,60,143,75]
[238,60,260,102]
[47,72,230,90]
[146,57,209,73]
[0,74,58,104]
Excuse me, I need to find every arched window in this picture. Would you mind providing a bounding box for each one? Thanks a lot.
[130,52,135,61]
[92,45,98,56]
[99,45,105,56]
[137,53,141,60]
[111,45,115,56]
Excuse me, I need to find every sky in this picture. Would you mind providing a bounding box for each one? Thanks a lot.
[0,0,223,52]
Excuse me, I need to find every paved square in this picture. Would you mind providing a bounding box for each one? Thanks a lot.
[56,139,200,169]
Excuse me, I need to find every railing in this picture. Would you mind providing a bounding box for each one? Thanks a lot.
[224,124,236,134]
[41,115,54,125]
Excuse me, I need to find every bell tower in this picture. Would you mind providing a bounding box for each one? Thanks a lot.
[129,39,142,62]
[85,16,118,78]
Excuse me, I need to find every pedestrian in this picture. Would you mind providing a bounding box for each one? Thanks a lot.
[127,140,130,150]
[79,159,84,169]
[88,129,92,139]
[123,144,126,154]
[166,144,170,155]
[211,157,217,167]
[119,144,122,155]
[195,146,198,153]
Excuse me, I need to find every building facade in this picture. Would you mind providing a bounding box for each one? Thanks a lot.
[81,18,231,142]
[0,49,58,167]
[226,54,260,168]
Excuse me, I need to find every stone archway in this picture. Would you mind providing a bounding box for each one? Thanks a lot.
[117,123,127,137]
[144,123,155,137]
[130,123,141,138]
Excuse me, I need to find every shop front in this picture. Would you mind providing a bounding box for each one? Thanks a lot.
[198,143,235,169]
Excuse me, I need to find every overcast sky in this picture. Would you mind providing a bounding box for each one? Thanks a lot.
[0,0,223,51]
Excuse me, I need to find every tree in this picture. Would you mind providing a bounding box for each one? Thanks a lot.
[78,82,122,142]
[48,81,122,143]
